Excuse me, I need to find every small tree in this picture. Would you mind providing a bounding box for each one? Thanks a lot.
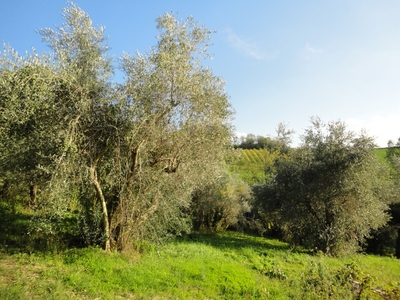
[386,138,400,164]
[255,117,390,256]
[191,174,252,232]
[0,47,65,208]
[384,138,400,258]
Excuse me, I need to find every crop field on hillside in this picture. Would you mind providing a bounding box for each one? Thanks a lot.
[230,148,390,185]
[241,149,257,163]
[228,149,275,185]
[241,149,268,164]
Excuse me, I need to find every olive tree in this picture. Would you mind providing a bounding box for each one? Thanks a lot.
[384,138,400,258]
[0,3,117,248]
[111,13,233,249]
[1,4,233,251]
[51,8,232,251]
[0,47,64,208]
[255,118,390,256]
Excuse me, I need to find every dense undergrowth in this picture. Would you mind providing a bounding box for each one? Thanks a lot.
[1,228,399,299]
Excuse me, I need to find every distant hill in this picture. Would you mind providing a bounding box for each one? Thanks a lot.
[228,149,277,185]
[229,148,390,186]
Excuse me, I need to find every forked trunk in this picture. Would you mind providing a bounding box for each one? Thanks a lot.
[89,166,111,251]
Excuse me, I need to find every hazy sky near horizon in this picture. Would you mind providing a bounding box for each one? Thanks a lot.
[1,0,400,147]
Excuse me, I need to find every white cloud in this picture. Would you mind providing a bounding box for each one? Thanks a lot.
[235,132,247,138]
[302,43,323,59]
[346,114,400,147]
[225,29,267,60]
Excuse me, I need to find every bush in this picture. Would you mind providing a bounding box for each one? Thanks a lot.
[191,174,252,232]
[254,118,390,256]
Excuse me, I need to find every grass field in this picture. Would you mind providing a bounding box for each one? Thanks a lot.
[1,231,399,299]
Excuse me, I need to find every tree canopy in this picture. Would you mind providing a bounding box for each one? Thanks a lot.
[0,3,233,251]
[254,118,390,256]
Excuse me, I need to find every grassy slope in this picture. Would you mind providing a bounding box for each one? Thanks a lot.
[1,231,399,299]
[374,148,388,164]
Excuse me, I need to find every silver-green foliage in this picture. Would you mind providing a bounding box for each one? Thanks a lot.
[255,117,390,256]
[0,3,233,250]
[111,12,233,249]
[191,174,252,232]
[0,45,65,207]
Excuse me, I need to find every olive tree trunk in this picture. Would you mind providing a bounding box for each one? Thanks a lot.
[89,166,111,251]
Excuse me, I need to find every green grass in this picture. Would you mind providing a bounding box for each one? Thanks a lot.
[1,231,399,299]
[374,148,388,164]
[0,147,398,299]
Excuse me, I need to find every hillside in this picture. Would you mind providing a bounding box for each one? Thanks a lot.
[229,148,390,185]
[375,148,389,164]
[228,149,273,185]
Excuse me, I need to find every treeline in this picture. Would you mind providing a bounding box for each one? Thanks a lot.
[234,134,278,150]
[234,123,294,152]
[1,4,399,258]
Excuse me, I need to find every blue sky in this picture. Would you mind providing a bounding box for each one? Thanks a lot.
[1,1,400,147]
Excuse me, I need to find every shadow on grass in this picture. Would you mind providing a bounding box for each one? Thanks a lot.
[0,205,32,254]
[0,204,83,254]
[178,231,291,252]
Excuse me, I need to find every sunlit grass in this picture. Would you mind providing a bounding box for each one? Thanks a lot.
[374,148,388,164]
[1,231,399,299]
